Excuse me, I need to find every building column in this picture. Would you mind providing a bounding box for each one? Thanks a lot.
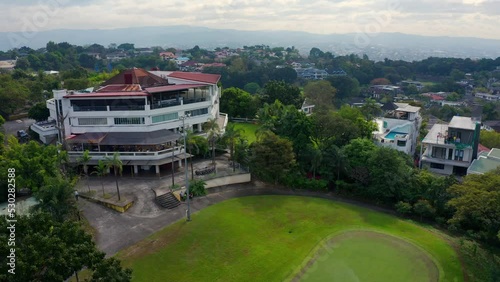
[197,123,202,132]
[134,165,139,175]
[178,159,183,168]
[155,165,160,177]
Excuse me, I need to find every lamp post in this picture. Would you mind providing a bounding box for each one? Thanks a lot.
[181,114,191,221]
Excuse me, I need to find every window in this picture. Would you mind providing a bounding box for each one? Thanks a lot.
[78,118,107,125]
[114,117,145,125]
[448,148,453,160]
[185,108,208,117]
[430,163,445,170]
[397,140,407,147]
[431,147,446,159]
[152,113,178,123]
[454,149,464,161]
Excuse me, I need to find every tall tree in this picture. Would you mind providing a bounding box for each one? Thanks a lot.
[104,152,123,201]
[28,102,50,122]
[261,80,302,109]
[447,168,500,244]
[250,130,295,183]
[91,160,108,196]
[222,124,243,172]
[303,80,336,112]
[78,150,92,193]
[204,118,221,167]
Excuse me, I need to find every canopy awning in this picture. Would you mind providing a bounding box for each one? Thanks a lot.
[66,132,107,144]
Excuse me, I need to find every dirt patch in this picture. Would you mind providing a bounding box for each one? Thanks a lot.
[292,230,440,282]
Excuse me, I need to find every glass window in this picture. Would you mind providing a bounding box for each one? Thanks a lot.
[152,113,179,123]
[114,117,145,125]
[78,118,107,125]
[430,163,445,169]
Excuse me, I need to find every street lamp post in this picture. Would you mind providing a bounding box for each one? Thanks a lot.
[181,115,191,221]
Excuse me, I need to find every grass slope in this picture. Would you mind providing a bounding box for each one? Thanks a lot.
[118,196,463,282]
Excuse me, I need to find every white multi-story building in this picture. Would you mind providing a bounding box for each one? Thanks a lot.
[31,68,227,176]
[421,116,481,175]
[373,103,422,155]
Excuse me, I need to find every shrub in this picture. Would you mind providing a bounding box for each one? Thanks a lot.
[395,201,413,215]
[189,179,207,196]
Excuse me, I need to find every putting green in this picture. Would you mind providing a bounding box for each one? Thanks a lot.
[298,231,439,282]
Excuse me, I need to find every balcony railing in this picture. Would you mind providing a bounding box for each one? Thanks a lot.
[73,105,108,112]
[67,146,184,161]
[183,97,207,105]
[151,99,182,109]
[110,105,145,111]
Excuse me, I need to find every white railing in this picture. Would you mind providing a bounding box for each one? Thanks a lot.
[67,146,184,161]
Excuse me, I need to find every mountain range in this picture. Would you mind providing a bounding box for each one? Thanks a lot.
[1,25,500,61]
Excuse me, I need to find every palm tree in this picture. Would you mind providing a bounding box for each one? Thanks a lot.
[104,152,123,201]
[91,160,108,196]
[204,118,221,167]
[78,150,92,193]
[308,140,323,179]
[182,130,199,180]
[223,124,243,172]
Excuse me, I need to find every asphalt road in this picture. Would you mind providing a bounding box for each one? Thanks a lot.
[2,118,35,141]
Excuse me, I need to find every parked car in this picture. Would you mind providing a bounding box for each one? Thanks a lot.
[17,130,29,141]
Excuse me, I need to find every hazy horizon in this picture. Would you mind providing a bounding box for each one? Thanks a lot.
[1,0,499,40]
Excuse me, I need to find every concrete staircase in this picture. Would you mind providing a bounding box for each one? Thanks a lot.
[156,192,181,209]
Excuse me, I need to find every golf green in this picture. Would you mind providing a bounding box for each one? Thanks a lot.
[118,196,463,282]
[298,231,439,282]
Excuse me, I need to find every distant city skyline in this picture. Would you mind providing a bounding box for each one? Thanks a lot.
[1,0,499,40]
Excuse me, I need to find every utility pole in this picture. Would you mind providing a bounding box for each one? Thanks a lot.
[181,115,191,221]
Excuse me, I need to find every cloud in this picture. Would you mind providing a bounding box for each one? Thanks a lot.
[0,0,499,39]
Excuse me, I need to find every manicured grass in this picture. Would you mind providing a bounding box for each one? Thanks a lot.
[300,231,438,282]
[231,122,260,143]
[118,196,463,282]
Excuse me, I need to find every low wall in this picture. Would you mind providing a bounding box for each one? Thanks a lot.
[205,173,251,189]
[80,194,134,213]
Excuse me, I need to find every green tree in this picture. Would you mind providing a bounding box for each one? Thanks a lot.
[32,174,77,222]
[203,118,221,167]
[222,124,243,172]
[78,150,92,193]
[28,103,50,121]
[0,212,132,282]
[250,131,295,183]
[261,80,302,108]
[480,130,500,149]
[303,80,336,112]
[243,82,260,94]
[447,169,500,244]
[104,152,123,201]
[0,74,29,117]
[92,160,108,196]
[220,87,260,118]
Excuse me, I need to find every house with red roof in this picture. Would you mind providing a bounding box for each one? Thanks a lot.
[31,68,226,176]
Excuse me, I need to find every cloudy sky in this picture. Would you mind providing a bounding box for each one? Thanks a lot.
[0,0,499,39]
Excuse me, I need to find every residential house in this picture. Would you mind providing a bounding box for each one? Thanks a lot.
[421,116,481,175]
[300,99,315,116]
[175,57,190,66]
[373,103,422,155]
[467,148,500,175]
[0,59,16,71]
[474,92,500,101]
[401,80,424,91]
[31,68,226,176]
[483,120,500,132]
[106,52,129,62]
[159,52,176,60]
[295,67,329,80]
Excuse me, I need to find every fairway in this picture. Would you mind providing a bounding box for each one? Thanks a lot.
[118,196,463,282]
[299,231,438,282]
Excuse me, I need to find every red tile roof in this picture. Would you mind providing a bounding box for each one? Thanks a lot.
[167,71,220,84]
[145,84,208,94]
[478,143,490,153]
[430,94,445,101]
[101,68,169,88]
[98,84,142,92]
[64,92,149,98]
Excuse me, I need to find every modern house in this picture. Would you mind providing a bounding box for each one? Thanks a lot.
[300,98,315,116]
[421,116,481,175]
[31,68,226,176]
[467,148,500,175]
[373,103,422,155]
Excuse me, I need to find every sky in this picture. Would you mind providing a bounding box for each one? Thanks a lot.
[0,0,499,39]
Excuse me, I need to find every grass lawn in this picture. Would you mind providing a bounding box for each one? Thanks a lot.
[231,122,260,144]
[118,196,463,282]
[300,231,438,282]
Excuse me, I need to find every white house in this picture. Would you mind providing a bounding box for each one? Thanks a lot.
[373,103,422,155]
[31,68,227,176]
[421,116,481,176]
[467,148,500,175]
